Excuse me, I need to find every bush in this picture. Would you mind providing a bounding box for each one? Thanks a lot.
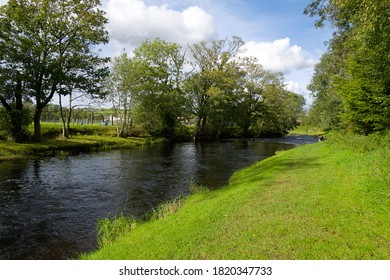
[39,123,62,139]
[328,131,390,153]
[0,107,32,142]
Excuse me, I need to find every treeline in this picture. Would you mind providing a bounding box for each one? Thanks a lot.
[0,0,304,143]
[304,0,390,134]
[107,37,304,140]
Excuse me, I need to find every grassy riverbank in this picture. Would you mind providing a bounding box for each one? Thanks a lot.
[82,132,390,260]
[0,123,162,161]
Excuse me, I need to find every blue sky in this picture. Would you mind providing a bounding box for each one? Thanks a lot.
[0,0,333,105]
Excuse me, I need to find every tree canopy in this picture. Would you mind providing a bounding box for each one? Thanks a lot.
[106,37,304,139]
[0,0,109,141]
[305,0,390,134]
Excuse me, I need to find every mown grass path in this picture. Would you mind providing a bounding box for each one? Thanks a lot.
[82,138,390,260]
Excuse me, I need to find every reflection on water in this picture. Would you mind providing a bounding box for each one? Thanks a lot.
[0,136,317,259]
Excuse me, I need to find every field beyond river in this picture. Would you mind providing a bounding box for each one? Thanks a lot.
[82,132,390,260]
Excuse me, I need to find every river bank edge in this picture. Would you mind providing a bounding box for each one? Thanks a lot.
[0,135,167,162]
[0,123,326,162]
[81,132,390,259]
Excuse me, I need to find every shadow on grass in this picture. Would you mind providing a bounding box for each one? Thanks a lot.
[230,153,323,187]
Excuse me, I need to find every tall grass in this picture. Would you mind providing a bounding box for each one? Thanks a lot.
[148,198,184,221]
[97,214,138,248]
[95,198,185,251]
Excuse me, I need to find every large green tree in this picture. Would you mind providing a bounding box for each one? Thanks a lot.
[186,36,244,140]
[306,51,344,132]
[0,0,109,141]
[237,57,290,137]
[133,38,188,138]
[305,0,390,133]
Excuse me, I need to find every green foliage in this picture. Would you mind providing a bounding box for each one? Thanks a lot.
[305,0,390,134]
[306,52,344,132]
[338,53,390,134]
[0,0,110,141]
[0,107,32,141]
[133,39,188,138]
[186,36,245,139]
[107,52,139,137]
[328,131,390,153]
[107,39,190,138]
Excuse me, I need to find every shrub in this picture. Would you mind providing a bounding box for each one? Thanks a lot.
[328,131,390,153]
[0,107,32,142]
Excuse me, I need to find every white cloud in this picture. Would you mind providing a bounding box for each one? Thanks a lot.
[284,81,301,93]
[104,0,216,51]
[284,67,317,107]
[243,37,317,73]
[242,37,319,107]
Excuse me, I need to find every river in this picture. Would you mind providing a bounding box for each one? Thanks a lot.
[0,135,317,259]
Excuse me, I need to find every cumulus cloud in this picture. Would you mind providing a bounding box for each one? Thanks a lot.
[243,37,317,73]
[284,81,301,93]
[104,0,217,49]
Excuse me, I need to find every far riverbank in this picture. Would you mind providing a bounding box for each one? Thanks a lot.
[0,123,164,161]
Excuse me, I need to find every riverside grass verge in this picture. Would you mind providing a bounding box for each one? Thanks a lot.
[81,132,390,260]
[0,123,163,161]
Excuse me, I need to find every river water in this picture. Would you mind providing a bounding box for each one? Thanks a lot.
[0,135,317,259]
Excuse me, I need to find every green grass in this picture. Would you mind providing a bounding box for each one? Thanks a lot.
[0,122,162,161]
[81,133,390,260]
[289,125,325,136]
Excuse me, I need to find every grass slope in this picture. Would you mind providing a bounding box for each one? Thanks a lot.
[82,136,390,260]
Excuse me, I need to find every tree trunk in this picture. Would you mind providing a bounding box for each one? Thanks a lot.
[1,80,27,143]
[243,123,250,138]
[59,91,73,139]
[193,117,202,141]
[59,93,68,138]
[193,115,207,141]
[33,108,43,142]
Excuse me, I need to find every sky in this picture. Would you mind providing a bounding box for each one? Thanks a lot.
[0,0,333,106]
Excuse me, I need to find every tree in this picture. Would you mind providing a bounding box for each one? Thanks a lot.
[186,36,245,140]
[133,38,188,138]
[306,52,344,132]
[255,84,303,137]
[0,3,32,142]
[0,74,32,142]
[107,53,141,137]
[305,0,390,133]
[0,0,109,141]
[237,57,288,137]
